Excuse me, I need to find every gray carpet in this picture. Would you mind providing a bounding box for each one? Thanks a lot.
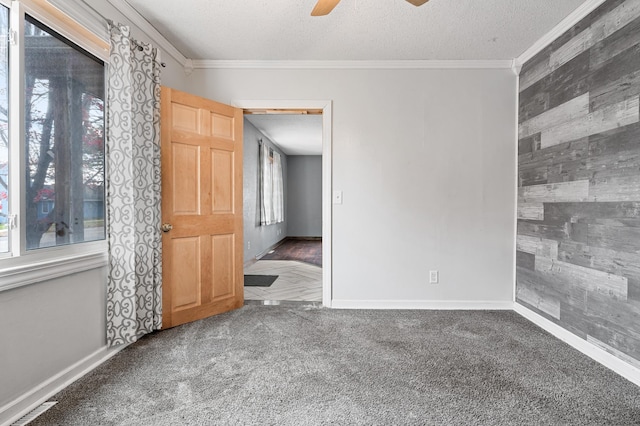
[29,305,640,425]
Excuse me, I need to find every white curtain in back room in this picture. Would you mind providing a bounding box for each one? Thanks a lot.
[260,141,284,225]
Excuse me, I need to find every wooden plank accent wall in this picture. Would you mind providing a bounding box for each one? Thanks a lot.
[517,0,640,369]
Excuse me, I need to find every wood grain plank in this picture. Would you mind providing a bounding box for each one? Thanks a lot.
[589,42,640,96]
[541,96,640,149]
[518,180,589,203]
[559,301,590,338]
[517,203,544,220]
[519,139,588,172]
[520,56,552,93]
[519,166,548,187]
[516,234,540,255]
[590,69,640,112]
[518,133,541,155]
[560,238,639,269]
[518,221,569,241]
[586,292,640,343]
[587,335,640,369]
[517,283,561,319]
[535,257,628,300]
[589,122,640,156]
[589,175,640,202]
[516,266,563,319]
[546,150,640,184]
[516,234,559,259]
[516,250,536,270]
[518,93,550,124]
[549,28,594,72]
[519,266,586,312]
[587,324,640,363]
[519,93,589,140]
[544,202,640,223]
[577,218,640,227]
[590,15,640,69]
[561,298,640,361]
[559,240,640,301]
[520,0,640,92]
[587,223,640,253]
[519,52,590,122]
[517,0,640,365]
[591,0,640,43]
[569,222,589,244]
[520,18,591,94]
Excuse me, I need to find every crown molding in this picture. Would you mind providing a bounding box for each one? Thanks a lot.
[106,0,189,69]
[515,0,607,67]
[47,0,107,41]
[191,59,514,70]
[510,58,522,76]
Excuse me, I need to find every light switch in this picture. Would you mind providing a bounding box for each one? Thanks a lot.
[333,190,343,205]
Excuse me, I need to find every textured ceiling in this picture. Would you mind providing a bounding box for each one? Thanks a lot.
[125,0,587,61]
[245,115,323,156]
[122,0,588,156]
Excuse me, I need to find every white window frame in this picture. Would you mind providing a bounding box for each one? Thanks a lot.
[0,0,110,289]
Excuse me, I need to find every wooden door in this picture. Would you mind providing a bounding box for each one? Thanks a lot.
[161,87,243,328]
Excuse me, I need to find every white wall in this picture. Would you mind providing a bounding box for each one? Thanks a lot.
[287,155,322,237]
[0,268,106,409]
[0,3,192,423]
[188,67,517,304]
[243,119,287,263]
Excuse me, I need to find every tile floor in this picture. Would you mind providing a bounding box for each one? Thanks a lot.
[244,260,322,302]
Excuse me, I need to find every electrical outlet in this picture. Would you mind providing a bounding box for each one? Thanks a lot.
[429,270,439,284]
[248,241,251,250]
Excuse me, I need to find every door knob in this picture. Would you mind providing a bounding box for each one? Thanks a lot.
[161,223,173,232]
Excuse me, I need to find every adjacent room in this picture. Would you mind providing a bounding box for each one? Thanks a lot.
[1,0,640,424]
[242,112,324,303]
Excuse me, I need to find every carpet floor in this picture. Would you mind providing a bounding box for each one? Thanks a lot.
[29,305,640,425]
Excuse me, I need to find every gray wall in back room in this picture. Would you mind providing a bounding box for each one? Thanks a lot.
[287,156,322,237]
[243,119,287,264]
[516,0,640,368]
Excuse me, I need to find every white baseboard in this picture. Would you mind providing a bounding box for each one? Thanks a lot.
[514,303,640,387]
[330,299,514,310]
[0,344,128,426]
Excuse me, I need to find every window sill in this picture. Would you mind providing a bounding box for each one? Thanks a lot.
[0,247,108,292]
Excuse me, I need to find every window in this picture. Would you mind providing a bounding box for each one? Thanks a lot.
[259,142,284,225]
[0,4,8,254]
[0,2,106,261]
[24,16,105,250]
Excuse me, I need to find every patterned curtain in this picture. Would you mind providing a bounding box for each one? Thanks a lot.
[259,142,284,225]
[106,22,162,347]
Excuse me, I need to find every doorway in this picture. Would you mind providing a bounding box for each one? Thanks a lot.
[233,100,332,307]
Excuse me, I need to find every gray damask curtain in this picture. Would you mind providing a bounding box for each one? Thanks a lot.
[106,22,162,347]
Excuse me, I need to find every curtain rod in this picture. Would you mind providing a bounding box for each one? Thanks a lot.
[49,0,166,67]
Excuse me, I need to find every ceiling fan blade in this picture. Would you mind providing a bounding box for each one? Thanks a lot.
[405,0,430,5]
[311,0,341,16]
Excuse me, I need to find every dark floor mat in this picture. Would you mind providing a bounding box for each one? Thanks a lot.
[244,275,278,287]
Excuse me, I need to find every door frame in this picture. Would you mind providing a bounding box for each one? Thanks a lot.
[232,99,332,307]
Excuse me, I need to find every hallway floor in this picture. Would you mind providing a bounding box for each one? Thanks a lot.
[244,260,322,302]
